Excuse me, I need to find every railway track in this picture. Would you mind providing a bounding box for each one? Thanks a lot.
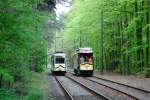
[93,75,150,93]
[55,76,74,100]
[54,76,109,100]
[67,71,150,100]
[66,73,136,100]
[87,75,150,100]
[69,72,150,100]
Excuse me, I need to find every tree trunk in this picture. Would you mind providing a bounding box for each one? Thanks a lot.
[124,1,130,74]
[100,10,104,74]
[0,74,3,88]
[135,0,143,70]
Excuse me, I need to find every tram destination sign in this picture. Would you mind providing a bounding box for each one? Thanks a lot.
[76,48,93,53]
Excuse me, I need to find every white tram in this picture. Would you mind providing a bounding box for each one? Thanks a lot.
[51,51,66,75]
[72,48,94,76]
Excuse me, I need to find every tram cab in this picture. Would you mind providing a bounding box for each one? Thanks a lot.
[72,47,94,76]
[51,51,66,75]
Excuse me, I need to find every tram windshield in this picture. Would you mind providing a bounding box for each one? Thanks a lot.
[79,53,93,64]
[55,57,65,64]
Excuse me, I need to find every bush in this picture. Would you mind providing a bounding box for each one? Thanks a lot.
[26,88,43,100]
[0,88,21,100]
[143,68,150,78]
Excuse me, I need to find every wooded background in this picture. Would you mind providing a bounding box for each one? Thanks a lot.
[61,0,150,75]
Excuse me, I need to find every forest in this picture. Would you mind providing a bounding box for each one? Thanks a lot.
[0,0,150,100]
[61,0,150,76]
[0,0,56,99]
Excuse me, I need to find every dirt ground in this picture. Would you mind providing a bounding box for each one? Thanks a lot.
[94,71,150,92]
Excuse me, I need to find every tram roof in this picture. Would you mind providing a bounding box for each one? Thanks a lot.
[75,47,93,53]
[52,51,66,57]
[53,51,65,53]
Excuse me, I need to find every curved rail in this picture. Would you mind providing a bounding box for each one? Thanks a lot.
[85,75,150,100]
[67,71,149,99]
[65,75,111,100]
[85,77,138,100]
[93,75,150,93]
[68,71,150,94]
[54,76,74,100]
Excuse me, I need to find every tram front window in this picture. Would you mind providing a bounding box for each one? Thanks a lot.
[55,57,64,64]
[80,53,93,64]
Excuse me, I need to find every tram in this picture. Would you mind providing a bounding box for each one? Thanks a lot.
[51,51,66,75]
[72,47,94,76]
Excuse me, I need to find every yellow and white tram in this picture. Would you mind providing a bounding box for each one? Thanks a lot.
[51,52,66,75]
[72,48,94,76]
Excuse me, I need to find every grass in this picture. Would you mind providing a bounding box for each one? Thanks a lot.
[0,71,45,100]
[24,71,45,100]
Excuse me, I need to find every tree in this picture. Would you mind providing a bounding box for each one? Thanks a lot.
[58,0,150,76]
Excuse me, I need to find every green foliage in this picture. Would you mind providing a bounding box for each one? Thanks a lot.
[0,88,21,100]
[143,68,150,78]
[0,72,45,100]
[24,72,45,100]
[61,0,150,75]
[0,0,49,98]
[0,68,14,84]
[25,87,43,100]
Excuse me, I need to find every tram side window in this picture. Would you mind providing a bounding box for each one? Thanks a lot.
[51,57,54,65]
[55,58,64,64]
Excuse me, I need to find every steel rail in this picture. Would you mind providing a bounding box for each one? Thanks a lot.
[54,76,74,100]
[65,75,111,100]
[67,71,138,99]
[85,77,138,100]
[93,75,150,93]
